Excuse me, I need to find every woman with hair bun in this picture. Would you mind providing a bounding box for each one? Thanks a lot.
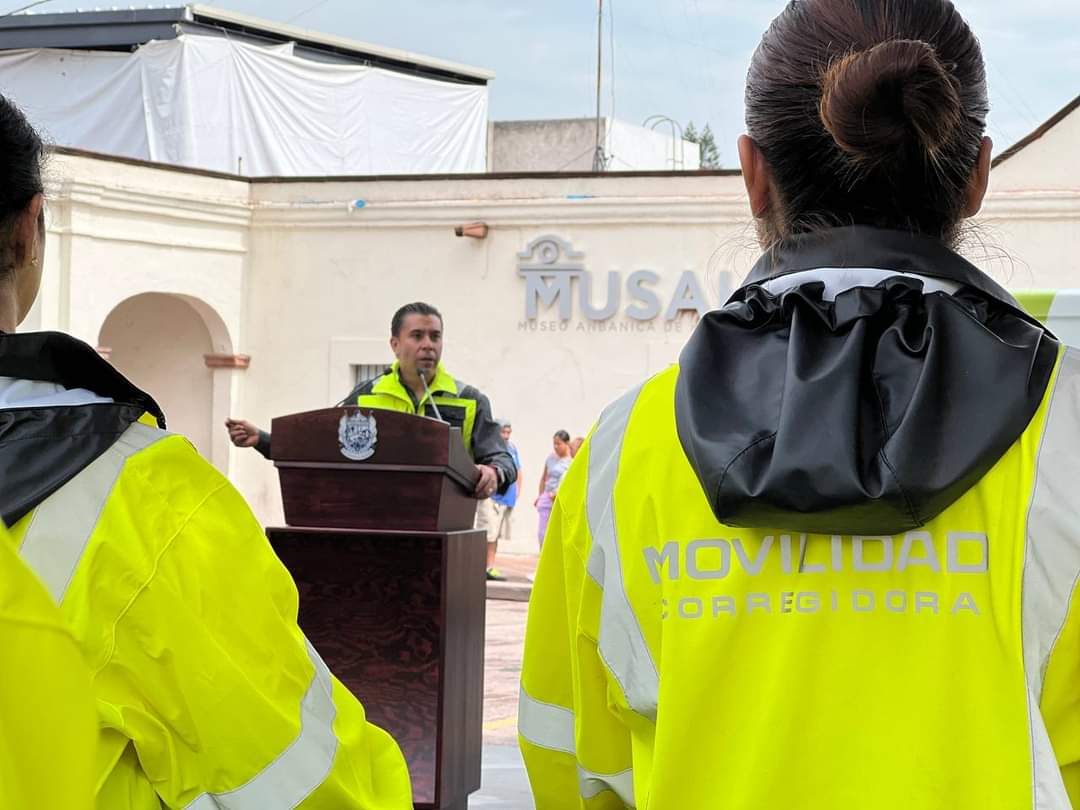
[521,1,1077,807]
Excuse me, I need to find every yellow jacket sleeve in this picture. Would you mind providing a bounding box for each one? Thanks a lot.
[0,535,97,810]
[519,443,634,809]
[87,441,412,809]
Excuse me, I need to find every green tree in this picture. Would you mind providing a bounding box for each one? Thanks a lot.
[683,120,721,169]
[698,124,721,169]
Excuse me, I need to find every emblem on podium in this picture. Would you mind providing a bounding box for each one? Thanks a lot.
[338,411,378,461]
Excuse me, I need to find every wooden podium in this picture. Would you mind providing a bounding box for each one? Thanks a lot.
[265,407,486,810]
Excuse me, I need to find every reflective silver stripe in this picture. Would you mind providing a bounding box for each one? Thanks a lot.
[1024,348,1080,698]
[1023,346,1080,809]
[585,383,660,722]
[1028,692,1071,810]
[519,689,637,806]
[578,766,636,808]
[184,639,338,809]
[19,422,167,604]
[518,687,575,755]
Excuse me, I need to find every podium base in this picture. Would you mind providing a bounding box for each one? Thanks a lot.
[267,526,487,810]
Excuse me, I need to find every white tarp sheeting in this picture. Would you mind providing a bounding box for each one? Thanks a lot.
[0,35,489,176]
[606,119,701,172]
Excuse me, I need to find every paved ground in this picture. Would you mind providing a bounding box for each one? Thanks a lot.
[485,552,538,602]
[482,598,530,744]
[473,553,537,808]
[488,552,539,586]
[473,745,536,809]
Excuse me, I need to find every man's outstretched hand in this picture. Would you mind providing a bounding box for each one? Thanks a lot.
[225,418,261,448]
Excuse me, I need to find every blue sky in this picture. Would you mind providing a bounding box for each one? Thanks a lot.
[36,0,1080,166]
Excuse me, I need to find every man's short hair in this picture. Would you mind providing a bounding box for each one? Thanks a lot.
[498,420,511,429]
[391,302,443,337]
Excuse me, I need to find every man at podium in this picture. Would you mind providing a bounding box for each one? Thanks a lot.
[227,302,516,502]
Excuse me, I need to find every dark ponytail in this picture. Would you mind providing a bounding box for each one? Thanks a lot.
[746,0,988,244]
[0,94,44,274]
[0,94,43,227]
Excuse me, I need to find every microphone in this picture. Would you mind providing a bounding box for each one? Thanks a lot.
[418,367,445,422]
[334,382,365,408]
[335,366,393,407]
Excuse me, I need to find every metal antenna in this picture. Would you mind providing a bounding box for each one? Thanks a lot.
[592,0,607,172]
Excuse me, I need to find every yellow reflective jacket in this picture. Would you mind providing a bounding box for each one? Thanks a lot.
[256,360,516,490]
[355,361,515,486]
[0,331,412,810]
[0,526,98,809]
[520,229,1077,809]
[357,362,479,451]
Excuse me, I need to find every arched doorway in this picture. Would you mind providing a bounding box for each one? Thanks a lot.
[99,293,218,458]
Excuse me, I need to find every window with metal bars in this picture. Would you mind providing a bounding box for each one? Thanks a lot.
[353,363,391,386]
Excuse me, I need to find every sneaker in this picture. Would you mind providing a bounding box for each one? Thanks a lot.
[486,567,507,581]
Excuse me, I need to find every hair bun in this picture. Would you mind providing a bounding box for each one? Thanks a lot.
[819,39,962,169]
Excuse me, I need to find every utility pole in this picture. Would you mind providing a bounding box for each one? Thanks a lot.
[592,0,606,172]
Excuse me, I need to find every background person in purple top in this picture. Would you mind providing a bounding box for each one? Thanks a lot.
[534,430,572,549]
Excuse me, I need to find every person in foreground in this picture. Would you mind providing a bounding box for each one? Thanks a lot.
[0,96,411,808]
[519,1,1079,807]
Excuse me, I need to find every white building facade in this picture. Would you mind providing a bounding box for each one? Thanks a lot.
[31,97,1080,552]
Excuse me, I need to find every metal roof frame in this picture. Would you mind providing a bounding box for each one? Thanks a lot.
[0,4,493,85]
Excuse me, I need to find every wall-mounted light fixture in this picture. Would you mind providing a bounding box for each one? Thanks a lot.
[454,222,489,239]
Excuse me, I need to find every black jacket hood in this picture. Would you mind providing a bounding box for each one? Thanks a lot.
[675,226,1059,536]
[0,331,165,526]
